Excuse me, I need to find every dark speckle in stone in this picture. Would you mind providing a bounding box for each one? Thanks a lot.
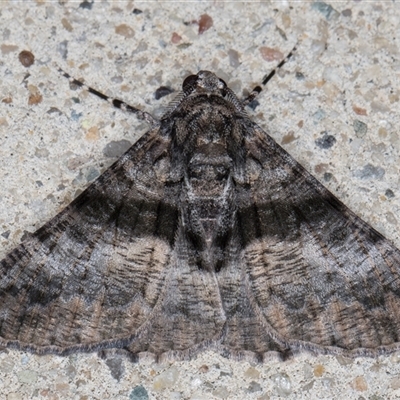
[105,357,125,381]
[158,39,168,48]
[71,110,82,121]
[385,189,395,198]
[228,49,240,68]
[57,40,68,59]
[18,50,35,67]
[132,8,143,14]
[79,0,93,9]
[342,8,352,17]
[177,43,192,50]
[354,164,385,180]
[72,97,80,103]
[246,381,262,393]
[103,139,132,158]
[1,230,10,239]
[198,13,213,34]
[277,26,287,40]
[3,27,10,40]
[69,81,80,91]
[295,71,305,80]
[65,364,77,378]
[21,230,30,242]
[323,172,333,182]
[86,167,100,182]
[302,380,315,391]
[368,395,385,400]
[130,385,149,400]
[46,107,63,115]
[353,119,368,136]
[311,1,340,20]
[247,99,260,111]
[315,132,336,149]
[154,86,174,100]
[312,108,326,123]
[111,75,123,84]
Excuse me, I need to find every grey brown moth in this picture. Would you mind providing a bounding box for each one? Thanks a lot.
[1,61,400,363]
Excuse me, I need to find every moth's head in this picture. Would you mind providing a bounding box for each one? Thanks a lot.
[181,70,244,112]
[183,71,227,96]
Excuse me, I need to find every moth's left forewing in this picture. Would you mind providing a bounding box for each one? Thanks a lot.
[240,123,400,357]
[0,126,181,354]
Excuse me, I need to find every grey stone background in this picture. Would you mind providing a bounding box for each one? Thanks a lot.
[1,1,400,399]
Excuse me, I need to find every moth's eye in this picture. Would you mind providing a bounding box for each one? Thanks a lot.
[182,75,198,91]
[218,79,228,96]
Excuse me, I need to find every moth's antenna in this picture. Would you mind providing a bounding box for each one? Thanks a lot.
[243,44,298,107]
[53,63,157,126]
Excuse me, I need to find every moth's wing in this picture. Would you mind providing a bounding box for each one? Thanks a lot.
[235,124,400,357]
[123,248,226,362]
[216,259,292,362]
[0,126,181,354]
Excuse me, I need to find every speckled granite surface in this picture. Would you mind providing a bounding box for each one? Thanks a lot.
[1,1,400,399]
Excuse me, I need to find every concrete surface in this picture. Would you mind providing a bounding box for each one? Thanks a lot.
[1,1,400,399]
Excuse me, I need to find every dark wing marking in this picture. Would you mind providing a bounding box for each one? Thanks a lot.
[0,126,181,354]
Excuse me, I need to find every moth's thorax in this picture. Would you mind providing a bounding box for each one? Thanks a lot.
[171,94,245,162]
[176,94,242,127]
[187,143,232,198]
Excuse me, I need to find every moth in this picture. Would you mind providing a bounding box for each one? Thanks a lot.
[1,51,400,364]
